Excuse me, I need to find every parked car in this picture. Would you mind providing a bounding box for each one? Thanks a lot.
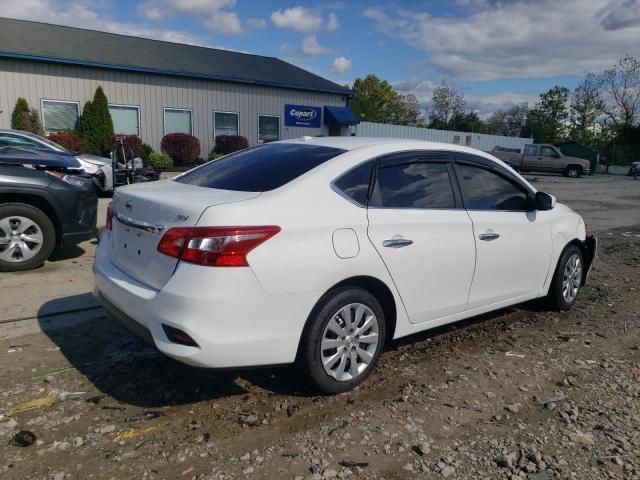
[94,138,596,393]
[491,144,591,177]
[628,160,640,177]
[0,129,113,192]
[0,147,98,271]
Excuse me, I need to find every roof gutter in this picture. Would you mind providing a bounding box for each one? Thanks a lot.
[0,51,355,97]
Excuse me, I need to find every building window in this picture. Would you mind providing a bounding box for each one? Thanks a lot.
[214,111,239,139]
[109,105,140,136]
[41,100,79,133]
[258,115,280,143]
[164,108,193,135]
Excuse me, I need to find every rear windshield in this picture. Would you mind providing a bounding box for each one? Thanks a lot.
[175,143,346,192]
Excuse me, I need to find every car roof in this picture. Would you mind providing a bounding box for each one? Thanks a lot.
[0,128,32,135]
[279,136,504,164]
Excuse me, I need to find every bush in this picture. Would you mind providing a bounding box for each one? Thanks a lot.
[208,150,224,161]
[48,132,84,153]
[214,135,249,155]
[149,152,174,170]
[112,134,143,160]
[141,143,154,163]
[161,133,201,166]
[11,97,30,130]
[28,108,44,136]
[81,86,114,156]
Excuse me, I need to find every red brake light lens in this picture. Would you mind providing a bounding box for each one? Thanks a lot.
[157,226,280,267]
[106,202,113,231]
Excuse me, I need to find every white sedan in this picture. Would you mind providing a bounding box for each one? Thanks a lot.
[93,137,596,393]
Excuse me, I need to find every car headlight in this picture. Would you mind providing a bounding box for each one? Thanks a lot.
[47,171,95,192]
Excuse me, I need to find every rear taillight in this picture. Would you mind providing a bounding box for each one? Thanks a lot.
[106,202,113,231]
[157,226,280,267]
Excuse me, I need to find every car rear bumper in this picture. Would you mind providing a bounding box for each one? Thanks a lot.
[92,239,318,368]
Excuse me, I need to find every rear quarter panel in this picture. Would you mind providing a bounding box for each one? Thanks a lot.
[194,146,412,336]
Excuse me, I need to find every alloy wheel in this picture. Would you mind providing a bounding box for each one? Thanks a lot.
[320,303,380,382]
[561,253,582,303]
[0,216,44,263]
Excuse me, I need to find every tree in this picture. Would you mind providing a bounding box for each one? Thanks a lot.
[350,75,401,123]
[528,86,569,143]
[81,86,114,156]
[505,103,530,137]
[453,111,486,133]
[569,74,604,146]
[28,108,44,136]
[397,93,427,126]
[350,74,426,125]
[486,110,510,136]
[599,55,640,130]
[11,97,30,130]
[429,80,465,130]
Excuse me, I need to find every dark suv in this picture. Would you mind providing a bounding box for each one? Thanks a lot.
[0,147,98,271]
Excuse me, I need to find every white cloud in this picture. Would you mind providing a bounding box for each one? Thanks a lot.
[393,77,539,117]
[301,35,331,56]
[364,1,640,81]
[330,56,352,74]
[139,0,243,35]
[246,18,267,29]
[271,6,323,32]
[327,12,340,31]
[0,0,212,45]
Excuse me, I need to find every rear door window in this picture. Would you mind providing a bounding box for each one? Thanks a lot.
[175,143,346,192]
[370,159,455,209]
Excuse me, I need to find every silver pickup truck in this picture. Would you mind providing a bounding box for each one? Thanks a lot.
[491,144,591,178]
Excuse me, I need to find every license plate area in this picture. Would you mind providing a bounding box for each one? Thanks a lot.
[113,223,158,267]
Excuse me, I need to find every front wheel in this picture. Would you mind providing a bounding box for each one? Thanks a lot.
[547,245,584,310]
[299,287,386,394]
[0,203,56,272]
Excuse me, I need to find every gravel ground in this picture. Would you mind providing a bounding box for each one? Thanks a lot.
[0,227,638,479]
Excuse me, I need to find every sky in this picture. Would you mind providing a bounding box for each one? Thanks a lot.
[1,0,639,117]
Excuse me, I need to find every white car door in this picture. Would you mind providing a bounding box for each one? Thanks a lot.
[367,152,476,324]
[453,155,552,309]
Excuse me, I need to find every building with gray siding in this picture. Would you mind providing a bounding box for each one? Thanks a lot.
[0,18,357,155]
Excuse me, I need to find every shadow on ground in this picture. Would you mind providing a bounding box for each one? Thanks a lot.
[37,293,318,408]
[38,293,549,407]
[46,240,98,263]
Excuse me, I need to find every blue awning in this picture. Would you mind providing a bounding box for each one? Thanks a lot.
[324,106,360,126]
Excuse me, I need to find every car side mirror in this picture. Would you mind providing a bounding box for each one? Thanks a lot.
[535,191,555,211]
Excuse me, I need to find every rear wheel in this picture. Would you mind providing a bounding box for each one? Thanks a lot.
[547,245,583,310]
[564,166,582,178]
[0,203,56,272]
[299,287,386,394]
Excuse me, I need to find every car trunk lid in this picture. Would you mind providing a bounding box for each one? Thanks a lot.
[109,180,260,290]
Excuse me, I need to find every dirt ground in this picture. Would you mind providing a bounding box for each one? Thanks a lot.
[0,174,638,480]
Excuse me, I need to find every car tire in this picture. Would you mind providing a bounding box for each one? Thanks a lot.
[547,244,584,311]
[0,203,56,272]
[564,166,582,178]
[299,287,386,394]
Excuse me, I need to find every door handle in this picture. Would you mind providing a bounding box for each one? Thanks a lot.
[383,238,413,248]
[479,232,500,241]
